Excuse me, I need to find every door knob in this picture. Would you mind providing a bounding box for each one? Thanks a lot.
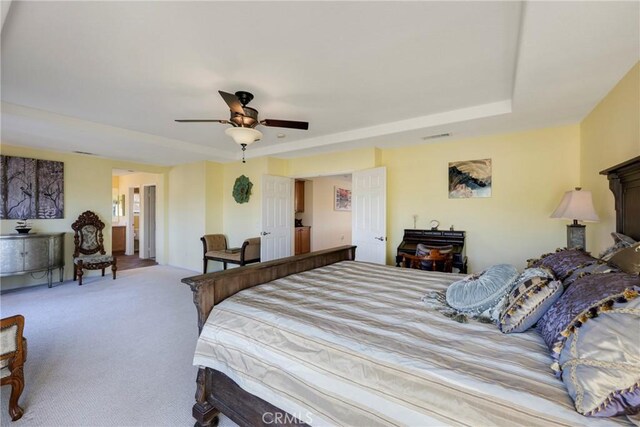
[260,231,271,236]
[374,236,385,241]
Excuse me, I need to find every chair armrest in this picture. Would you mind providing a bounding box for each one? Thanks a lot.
[240,237,261,263]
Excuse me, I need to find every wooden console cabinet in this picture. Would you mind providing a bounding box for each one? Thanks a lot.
[294,180,305,213]
[0,233,65,288]
[112,225,126,253]
[294,226,311,255]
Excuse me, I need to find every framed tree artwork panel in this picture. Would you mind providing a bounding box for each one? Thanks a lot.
[0,155,64,219]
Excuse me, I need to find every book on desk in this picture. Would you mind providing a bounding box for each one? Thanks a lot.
[396,229,467,273]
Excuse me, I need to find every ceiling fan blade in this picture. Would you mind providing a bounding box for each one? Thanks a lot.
[260,119,309,130]
[218,91,245,116]
[175,119,230,123]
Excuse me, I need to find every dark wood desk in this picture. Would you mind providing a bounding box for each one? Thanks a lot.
[396,229,467,273]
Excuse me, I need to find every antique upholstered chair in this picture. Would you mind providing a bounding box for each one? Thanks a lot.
[402,243,453,273]
[72,210,117,286]
[1,315,26,421]
[201,235,261,273]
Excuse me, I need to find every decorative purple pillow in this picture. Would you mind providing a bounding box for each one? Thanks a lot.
[537,272,640,364]
[559,297,640,417]
[562,262,619,288]
[529,248,598,281]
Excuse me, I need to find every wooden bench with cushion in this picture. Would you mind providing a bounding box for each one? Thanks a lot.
[201,235,261,273]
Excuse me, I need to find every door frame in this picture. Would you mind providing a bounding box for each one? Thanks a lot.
[291,171,354,253]
[142,184,157,259]
[125,186,136,256]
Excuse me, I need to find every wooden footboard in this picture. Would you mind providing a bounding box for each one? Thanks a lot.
[182,245,357,427]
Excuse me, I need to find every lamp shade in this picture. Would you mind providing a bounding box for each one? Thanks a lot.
[550,188,599,222]
[225,127,262,146]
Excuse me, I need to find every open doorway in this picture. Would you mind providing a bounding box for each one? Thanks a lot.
[294,174,352,255]
[128,187,141,256]
[111,169,161,270]
[143,185,156,259]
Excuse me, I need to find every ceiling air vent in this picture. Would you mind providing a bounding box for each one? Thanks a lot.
[72,151,97,155]
[422,133,451,140]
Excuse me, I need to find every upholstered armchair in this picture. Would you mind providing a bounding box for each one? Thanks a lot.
[1,315,26,421]
[72,210,117,286]
[201,235,261,273]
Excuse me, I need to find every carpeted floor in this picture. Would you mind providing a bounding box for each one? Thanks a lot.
[0,266,235,427]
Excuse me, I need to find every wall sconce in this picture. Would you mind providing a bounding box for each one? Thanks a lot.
[550,187,599,249]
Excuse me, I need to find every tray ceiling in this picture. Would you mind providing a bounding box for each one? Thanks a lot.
[1,1,638,165]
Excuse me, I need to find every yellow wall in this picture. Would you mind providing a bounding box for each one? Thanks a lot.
[382,126,580,270]
[220,128,582,272]
[222,157,274,248]
[580,62,640,254]
[161,160,225,273]
[0,144,169,290]
[205,161,224,235]
[269,127,579,271]
[167,162,207,272]
[287,147,380,177]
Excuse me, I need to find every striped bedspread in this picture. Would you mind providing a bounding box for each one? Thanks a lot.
[194,261,631,426]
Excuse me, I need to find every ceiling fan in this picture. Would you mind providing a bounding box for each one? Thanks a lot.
[176,90,309,162]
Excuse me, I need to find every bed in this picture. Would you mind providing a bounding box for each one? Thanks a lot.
[182,156,640,427]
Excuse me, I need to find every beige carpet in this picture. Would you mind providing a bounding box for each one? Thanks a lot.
[1,266,236,427]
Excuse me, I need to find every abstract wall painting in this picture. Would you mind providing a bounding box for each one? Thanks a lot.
[448,158,492,198]
[334,187,352,211]
[0,155,64,219]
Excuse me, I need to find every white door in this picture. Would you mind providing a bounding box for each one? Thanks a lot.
[352,167,387,264]
[144,185,156,259]
[125,187,136,256]
[261,175,293,262]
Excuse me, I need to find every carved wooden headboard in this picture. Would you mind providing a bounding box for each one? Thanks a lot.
[600,156,640,241]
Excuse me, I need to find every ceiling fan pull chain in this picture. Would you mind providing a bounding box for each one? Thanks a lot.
[241,143,247,163]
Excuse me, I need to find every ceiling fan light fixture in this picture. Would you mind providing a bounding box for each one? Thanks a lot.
[225,127,262,146]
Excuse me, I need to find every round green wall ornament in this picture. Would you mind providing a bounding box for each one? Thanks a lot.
[232,175,253,204]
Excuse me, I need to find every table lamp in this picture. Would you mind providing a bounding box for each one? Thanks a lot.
[550,187,599,249]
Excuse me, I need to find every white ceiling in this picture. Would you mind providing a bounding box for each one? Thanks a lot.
[1,1,638,166]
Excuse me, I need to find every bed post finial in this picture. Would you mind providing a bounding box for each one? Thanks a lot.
[193,367,219,427]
